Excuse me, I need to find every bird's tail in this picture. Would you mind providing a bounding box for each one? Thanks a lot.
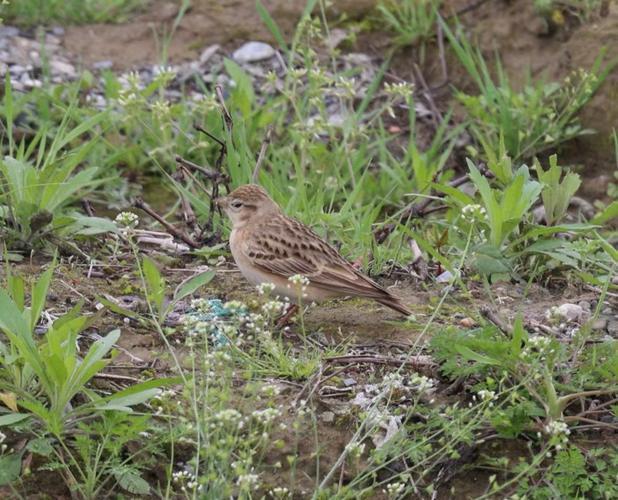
[376,296,412,317]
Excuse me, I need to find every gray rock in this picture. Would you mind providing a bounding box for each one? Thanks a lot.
[342,53,372,66]
[591,317,608,331]
[436,270,453,283]
[232,41,275,64]
[50,59,76,77]
[343,378,357,387]
[93,60,113,71]
[10,64,27,74]
[51,26,65,36]
[199,44,220,65]
[321,411,335,423]
[325,28,348,50]
[243,63,267,78]
[607,320,618,337]
[553,303,586,323]
[0,26,19,38]
[44,34,62,46]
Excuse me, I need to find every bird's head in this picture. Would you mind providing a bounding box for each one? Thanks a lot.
[216,184,280,228]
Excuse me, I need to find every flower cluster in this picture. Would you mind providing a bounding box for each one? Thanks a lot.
[287,274,310,299]
[152,65,177,86]
[236,471,260,491]
[384,81,414,100]
[542,419,571,450]
[384,481,406,497]
[461,204,487,223]
[172,467,201,493]
[521,335,555,362]
[256,282,276,296]
[251,407,282,426]
[408,373,437,395]
[114,211,139,231]
[212,409,243,429]
[151,99,172,122]
[269,486,291,498]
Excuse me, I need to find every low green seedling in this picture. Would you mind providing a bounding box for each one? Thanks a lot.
[0,260,170,438]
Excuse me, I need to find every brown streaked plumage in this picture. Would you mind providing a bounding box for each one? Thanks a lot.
[216,184,411,316]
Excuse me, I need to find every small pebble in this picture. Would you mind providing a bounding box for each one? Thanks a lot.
[0,26,20,38]
[199,44,220,65]
[553,303,585,323]
[459,317,476,328]
[343,378,357,387]
[591,317,607,331]
[50,59,76,77]
[232,41,275,63]
[93,60,113,71]
[321,411,335,423]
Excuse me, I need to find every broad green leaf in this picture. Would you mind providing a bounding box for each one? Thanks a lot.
[114,468,151,495]
[0,290,30,339]
[592,201,618,225]
[0,413,30,426]
[94,377,181,410]
[0,452,22,485]
[455,345,501,366]
[66,329,120,398]
[95,388,160,411]
[174,270,215,302]
[142,256,165,313]
[96,296,141,320]
[26,437,54,456]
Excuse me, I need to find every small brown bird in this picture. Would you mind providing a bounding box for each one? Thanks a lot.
[216,184,411,317]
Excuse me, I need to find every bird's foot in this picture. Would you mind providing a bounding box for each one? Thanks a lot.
[275,304,299,330]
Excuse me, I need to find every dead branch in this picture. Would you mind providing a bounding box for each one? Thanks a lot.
[215,83,233,131]
[412,62,443,130]
[252,126,272,183]
[133,197,200,249]
[175,154,227,182]
[325,354,436,375]
[480,306,512,334]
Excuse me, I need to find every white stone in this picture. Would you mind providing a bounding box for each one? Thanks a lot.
[554,303,585,323]
[50,59,76,77]
[232,41,275,64]
[199,44,220,65]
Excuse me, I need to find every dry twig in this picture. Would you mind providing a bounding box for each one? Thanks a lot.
[133,197,200,249]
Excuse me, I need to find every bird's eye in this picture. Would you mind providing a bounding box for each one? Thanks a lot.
[230,200,243,209]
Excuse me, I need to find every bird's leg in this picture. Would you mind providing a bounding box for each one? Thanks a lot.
[276,304,299,329]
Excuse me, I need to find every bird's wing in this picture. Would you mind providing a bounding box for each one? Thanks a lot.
[241,215,392,300]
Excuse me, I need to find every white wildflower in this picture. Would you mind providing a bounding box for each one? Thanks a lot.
[237,472,260,490]
[461,204,487,222]
[384,481,406,497]
[345,441,366,459]
[256,282,276,295]
[114,211,139,228]
[384,81,414,100]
